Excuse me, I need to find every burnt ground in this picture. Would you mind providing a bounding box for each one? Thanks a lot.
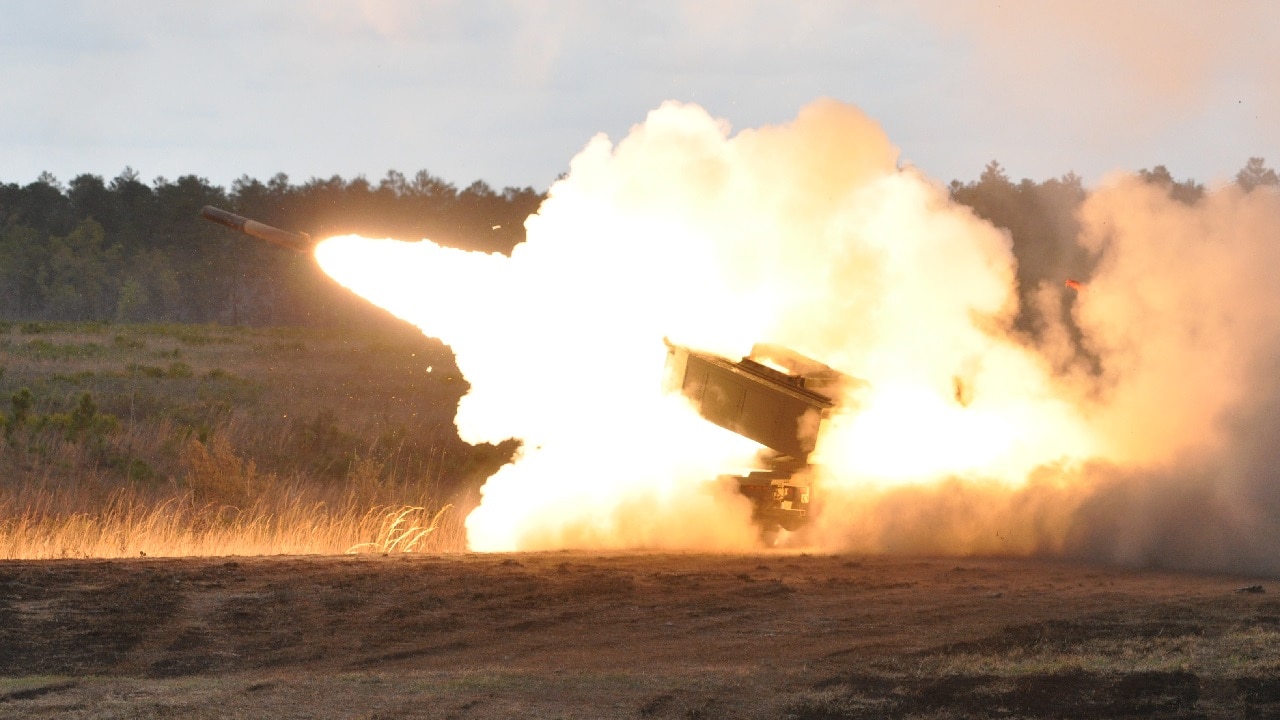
[0,552,1275,719]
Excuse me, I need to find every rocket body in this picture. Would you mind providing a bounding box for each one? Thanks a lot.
[200,206,312,253]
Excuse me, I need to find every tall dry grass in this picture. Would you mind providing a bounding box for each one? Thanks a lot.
[0,322,500,559]
[0,436,467,559]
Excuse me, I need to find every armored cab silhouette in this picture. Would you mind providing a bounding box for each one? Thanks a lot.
[664,341,852,540]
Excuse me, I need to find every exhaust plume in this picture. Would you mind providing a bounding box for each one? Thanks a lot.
[317,99,1280,574]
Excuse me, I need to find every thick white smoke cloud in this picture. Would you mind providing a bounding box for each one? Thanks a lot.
[1057,178,1280,571]
[810,174,1280,575]
[318,98,1280,574]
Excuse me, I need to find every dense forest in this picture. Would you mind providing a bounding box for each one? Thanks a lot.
[0,169,543,327]
[0,159,1276,329]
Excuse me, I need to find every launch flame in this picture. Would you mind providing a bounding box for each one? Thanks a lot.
[317,99,1280,574]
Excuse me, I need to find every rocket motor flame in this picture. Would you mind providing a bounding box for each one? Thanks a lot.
[316,98,1280,573]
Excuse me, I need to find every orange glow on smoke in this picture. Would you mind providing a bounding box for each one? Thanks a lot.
[317,99,1280,562]
[315,99,1102,551]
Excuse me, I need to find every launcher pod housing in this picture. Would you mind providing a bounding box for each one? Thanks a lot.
[664,340,853,540]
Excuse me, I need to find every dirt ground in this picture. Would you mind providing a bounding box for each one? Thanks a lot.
[0,551,1276,719]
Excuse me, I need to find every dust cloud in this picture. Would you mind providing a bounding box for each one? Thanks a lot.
[317,98,1280,574]
[812,174,1280,574]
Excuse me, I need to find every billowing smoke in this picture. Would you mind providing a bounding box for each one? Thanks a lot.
[1063,179,1280,571]
[807,173,1280,575]
[317,98,1280,574]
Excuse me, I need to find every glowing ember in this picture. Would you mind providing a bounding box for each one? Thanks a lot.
[316,99,1280,571]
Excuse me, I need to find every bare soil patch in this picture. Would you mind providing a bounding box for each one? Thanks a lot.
[0,552,1273,718]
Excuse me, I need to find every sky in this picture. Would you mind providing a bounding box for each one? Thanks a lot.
[2,0,1277,193]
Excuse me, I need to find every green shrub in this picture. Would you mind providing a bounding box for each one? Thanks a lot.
[127,458,159,482]
[23,340,106,360]
[167,362,194,379]
[175,331,214,346]
[298,409,361,479]
[51,370,96,385]
[39,392,119,440]
[105,454,160,483]
[10,388,32,426]
[126,363,167,378]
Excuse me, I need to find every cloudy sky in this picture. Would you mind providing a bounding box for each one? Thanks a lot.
[3,0,1277,192]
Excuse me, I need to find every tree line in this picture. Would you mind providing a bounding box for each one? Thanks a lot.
[0,169,543,326]
[0,159,1275,328]
[949,156,1278,346]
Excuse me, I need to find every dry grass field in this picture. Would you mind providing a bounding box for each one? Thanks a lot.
[0,552,1276,719]
[0,321,511,559]
[3,323,1278,718]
